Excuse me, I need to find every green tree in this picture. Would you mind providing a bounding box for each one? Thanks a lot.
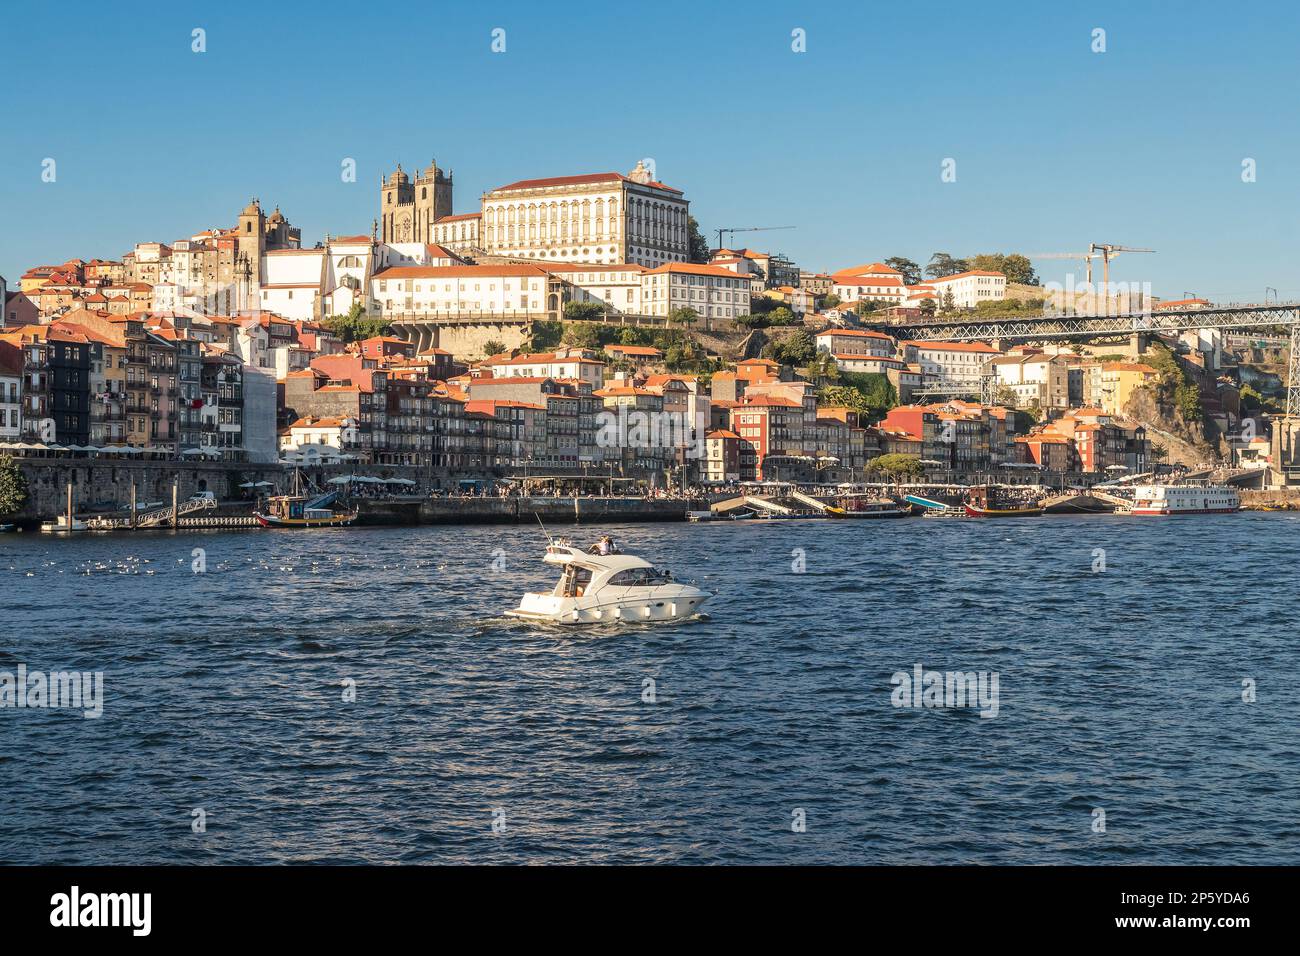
[482,339,506,357]
[323,303,391,343]
[822,293,841,308]
[926,252,969,279]
[526,320,564,351]
[766,329,816,366]
[884,257,922,285]
[687,216,711,263]
[867,453,924,478]
[818,372,897,419]
[668,306,700,330]
[0,455,28,516]
[563,301,605,322]
[1001,253,1038,285]
[1144,343,1203,421]
[561,321,602,349]
[970,252,1038,285]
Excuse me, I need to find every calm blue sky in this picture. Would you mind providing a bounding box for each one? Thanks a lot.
[2,0,1298,300]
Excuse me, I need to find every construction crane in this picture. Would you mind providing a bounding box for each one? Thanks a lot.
[713,225,796,252]
[1027,251,1103,285]
[1028,245,1154,286]
[1089,243,1154,288]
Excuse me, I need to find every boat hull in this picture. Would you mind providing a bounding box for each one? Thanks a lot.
[834,506,912,519]
[254,512,357,528]
[1128,506,1240,516]
[964,504,1043,518]
[506,587,711,625]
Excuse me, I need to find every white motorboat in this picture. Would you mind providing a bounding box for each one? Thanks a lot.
[505,542,711,625]
[39,515,87,534]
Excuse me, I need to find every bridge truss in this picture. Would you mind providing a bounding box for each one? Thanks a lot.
[877,303,1300,417]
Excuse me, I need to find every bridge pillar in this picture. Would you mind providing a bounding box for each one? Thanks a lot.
[1129,332,1147,355]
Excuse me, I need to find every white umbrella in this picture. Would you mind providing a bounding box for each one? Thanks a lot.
[327,475,354,484]
[238,481,257,488]
[254,481,275,487]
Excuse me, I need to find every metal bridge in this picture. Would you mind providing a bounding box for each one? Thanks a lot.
[874,301,1300,418]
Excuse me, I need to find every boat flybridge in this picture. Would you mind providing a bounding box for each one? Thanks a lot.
[506,542,711,625]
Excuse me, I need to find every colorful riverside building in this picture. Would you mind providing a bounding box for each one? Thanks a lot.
[1038,408,1148,474]
[0,340,21,441]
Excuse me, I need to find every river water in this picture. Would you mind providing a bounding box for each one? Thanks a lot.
[1,513,1297,864]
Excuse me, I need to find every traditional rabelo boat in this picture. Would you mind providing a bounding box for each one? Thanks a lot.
[963,485,1043,518]
[254,471,357,528]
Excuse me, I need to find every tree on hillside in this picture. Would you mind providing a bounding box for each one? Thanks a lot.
[526,320,563,351]
[324,303,391,343]
[926,252,969,279]
[884,257,922,285]
[818,372,897,419]
[765,329,816,366]
[970,252,1038,285]
[561,321,602,349]
[0,456,28,516]
[687,217,711,263]
[1000,253,1038,285]
[564,301,604,322]
[482,339,506,357]
[766,306,799,327]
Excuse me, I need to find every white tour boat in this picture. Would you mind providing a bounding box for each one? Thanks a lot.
[1128,484,1240,516]
[506,542,711,625]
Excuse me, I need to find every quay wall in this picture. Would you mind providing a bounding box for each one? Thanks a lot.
[1239,489,1300,510]
[415,496,696,525]
[7,458,430,524]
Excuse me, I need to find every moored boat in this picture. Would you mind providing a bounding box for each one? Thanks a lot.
[40,515,88,533]
[963,502,1043,518]
[833,495,912,518]
[253,469,357,528]
[1127,484,1240,516]
[963,484,1043,518]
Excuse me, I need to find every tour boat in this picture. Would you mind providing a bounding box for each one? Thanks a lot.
[832,495,912,519]
[505,542,711,625]
[1127,484,1240,516]
[963,502,1044,518]
[254,469,357,528]
[255,496,357,528]
[963,485,1043,518]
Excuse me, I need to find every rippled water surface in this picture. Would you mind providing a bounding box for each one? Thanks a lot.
[2,514,1297,864]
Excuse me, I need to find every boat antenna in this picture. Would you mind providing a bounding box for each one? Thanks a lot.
[534,512,554,545]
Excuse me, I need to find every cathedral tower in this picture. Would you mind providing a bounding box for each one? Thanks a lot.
[381,160,453,244]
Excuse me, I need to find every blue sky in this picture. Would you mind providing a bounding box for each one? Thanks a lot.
[3,0,1299,300]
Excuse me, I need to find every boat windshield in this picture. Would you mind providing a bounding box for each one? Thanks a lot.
[607,567,673,586]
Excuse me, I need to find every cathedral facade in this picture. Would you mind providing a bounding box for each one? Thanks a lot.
[379,161,453,244]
